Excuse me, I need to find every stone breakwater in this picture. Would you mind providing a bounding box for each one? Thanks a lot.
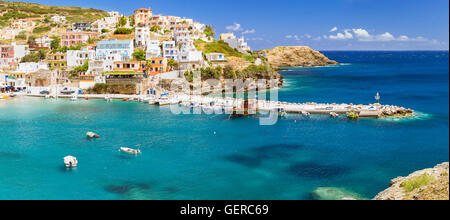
[23,93,414,118]
[375,162,449,200]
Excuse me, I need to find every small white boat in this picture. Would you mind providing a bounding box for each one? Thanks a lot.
[330,112,339,118]
[45,95,51,99]
[158,97,171,106]
[64,156,78,168]
[119,147,142,155]
[70,94,78,101]
[301,111,311,116]
[86,132,99,138]
[104,96,112,102]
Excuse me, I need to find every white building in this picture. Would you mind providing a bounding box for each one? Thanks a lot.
[178,47,204,71]
[162,41,178,61]
[135,27,150,47]
[92,16,118,33]
[146,40,162,59]
[95,40,134,61]
[15,62,49,73]
[35,35,52,48]
[50,16,66,24]
[206,53,226,62]
[67,49,96,67]
[219,32,251,53]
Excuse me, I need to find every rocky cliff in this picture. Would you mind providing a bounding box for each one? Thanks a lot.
[262,46,339,70]
[375,162,449,200]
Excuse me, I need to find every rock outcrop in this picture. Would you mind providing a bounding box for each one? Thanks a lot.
[261,46,339,70]
[375,162,449,200]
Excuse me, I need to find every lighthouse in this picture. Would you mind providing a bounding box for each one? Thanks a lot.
[375,92,380,104]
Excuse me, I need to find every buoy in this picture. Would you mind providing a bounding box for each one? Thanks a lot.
[123,98,129,101]
[85,97,89,100]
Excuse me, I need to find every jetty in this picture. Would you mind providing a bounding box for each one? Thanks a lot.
[21,93,414,119]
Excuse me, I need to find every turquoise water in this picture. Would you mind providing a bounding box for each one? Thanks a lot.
[0,51,448,200]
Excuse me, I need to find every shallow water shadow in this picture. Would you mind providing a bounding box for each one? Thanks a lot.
[287,162,349,179]
[251,144,305,159]
[224,154,262,168]
[104,185,133,195]
[0,152,22,159]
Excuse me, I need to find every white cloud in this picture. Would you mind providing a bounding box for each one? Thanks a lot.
[242,29,256,35]
[376,32,395,41]
[226,23,242,31]
[313,36,322,41]
[352,28,371,41]
[247,37,264,41]
[286,34,300,41]
[304,34,312,39]
[329,30,353,40]
[330,27,338,32]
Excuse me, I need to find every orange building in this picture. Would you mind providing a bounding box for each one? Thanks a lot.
[134,8,152,26]
[114,61,146,72]
[112,58,167,76]
[146,57,168,76]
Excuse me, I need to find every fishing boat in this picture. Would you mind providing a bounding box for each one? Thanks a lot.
[347,111,359,119]
[119,147,142,155]
[158,97,171,106]
[63,156,78,168]
[276,108,287,118]
[330,112,339,118]
[86,132,99,138]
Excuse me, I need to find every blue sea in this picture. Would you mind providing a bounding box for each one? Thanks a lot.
[0,51,448,200]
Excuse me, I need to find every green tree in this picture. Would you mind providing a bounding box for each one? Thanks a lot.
[150,26,161,33]
[69,60,89,77]
[15,31,27,40]
[50,37,60,50]
[167,58,179,71]
[118,16,127,27]
[204,25,215,37]
[132,49,146,61]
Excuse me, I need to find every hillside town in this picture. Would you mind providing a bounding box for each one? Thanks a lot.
[0,5,258,95]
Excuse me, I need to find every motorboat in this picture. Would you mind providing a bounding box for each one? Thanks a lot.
[70,94,78,101]
[119,147,142,155]
[64,156,78,168]
[301,111,311,116]
[86,132,99,138]
[330,112,339,118]
[60,88,75,95]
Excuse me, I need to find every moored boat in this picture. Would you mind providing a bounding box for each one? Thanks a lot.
[119,147,142,155]
[86,132,99,138]
[347,111,359,119]
[63,156,78,168]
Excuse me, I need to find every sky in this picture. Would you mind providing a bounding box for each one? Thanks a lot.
[9,0,450,51]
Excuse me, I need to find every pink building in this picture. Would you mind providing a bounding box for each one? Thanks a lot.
[60,32,99,47]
